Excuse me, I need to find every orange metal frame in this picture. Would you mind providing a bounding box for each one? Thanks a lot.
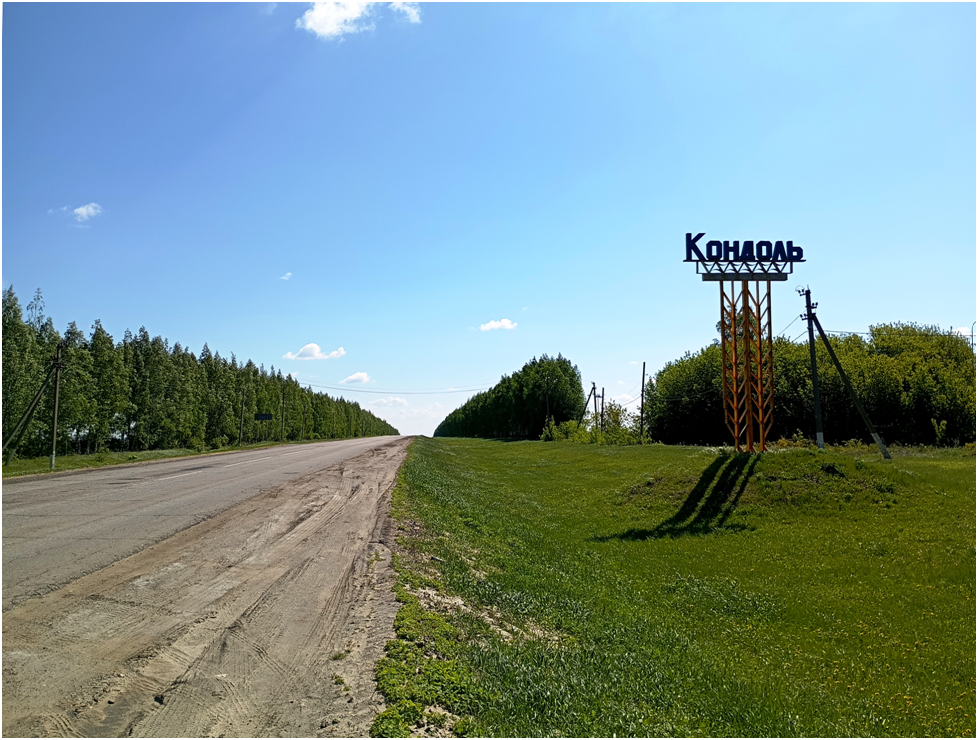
[719,280,774,452]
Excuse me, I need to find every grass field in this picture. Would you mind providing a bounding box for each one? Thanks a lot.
[2,439,314,478]
[373,438,975,737]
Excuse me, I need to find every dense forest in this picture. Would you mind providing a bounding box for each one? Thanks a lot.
[2,287,398,461]
[644,323,975,447]
[433,355,585,438]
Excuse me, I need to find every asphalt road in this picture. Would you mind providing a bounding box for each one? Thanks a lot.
[1,436,406,611]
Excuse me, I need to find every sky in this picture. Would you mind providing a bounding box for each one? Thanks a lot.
[2,2,975,436]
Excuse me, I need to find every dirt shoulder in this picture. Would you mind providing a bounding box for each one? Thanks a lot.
[2,436,411,738]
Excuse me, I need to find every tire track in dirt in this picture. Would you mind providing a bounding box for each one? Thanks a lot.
[1,437,410,738]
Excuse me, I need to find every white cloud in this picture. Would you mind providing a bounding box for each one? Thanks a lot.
[296,1,375,39]
[296,2,419,40]
[280,272,292,280]
[340,371,370,384]
[480,318,517,332]
[953,326,972,337]
[629,360,640,365]
[283,343,346,360]
[370,396,408,407]
[73,203,103,222]
[389,2,421,23]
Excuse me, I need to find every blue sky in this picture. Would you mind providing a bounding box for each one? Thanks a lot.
[3,2,975,436]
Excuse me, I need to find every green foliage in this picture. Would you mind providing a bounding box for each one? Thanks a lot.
[434,354,585,439]
[1,287,398,464]
[387,437,975,737]
[643,324,976,446]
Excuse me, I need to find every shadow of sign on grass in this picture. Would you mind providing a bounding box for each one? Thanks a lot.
[595,452,760,541]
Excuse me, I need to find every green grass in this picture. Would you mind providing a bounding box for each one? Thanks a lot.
[375,438,975,737]
[2,439,317,478]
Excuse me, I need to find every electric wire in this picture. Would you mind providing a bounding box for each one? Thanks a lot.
[298,381,493,396]
[776,315,800,337]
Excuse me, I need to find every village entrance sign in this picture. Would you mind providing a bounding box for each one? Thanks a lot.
[685,232,805,452]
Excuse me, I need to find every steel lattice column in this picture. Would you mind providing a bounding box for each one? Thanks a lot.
[719,280,775,452]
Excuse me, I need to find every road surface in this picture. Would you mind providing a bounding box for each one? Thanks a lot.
[2,436,411,737]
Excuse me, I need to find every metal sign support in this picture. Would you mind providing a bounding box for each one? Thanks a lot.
[720,279,774,452]
[687,232,799,453]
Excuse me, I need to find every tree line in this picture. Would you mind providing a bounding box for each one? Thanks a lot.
[432,323,974,447]
[2,287,398,461]
[433,354,585,438]
[645,322,975,447]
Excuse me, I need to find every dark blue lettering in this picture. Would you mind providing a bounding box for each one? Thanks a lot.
[685,232,706,261]
[757,240,772,261]
[740,241,755,260]
[706,240,723,260]
[787,241,804,261]
[723,241,740,260]
[772,240,788,261]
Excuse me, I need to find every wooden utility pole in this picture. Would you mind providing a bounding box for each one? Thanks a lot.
[578,384,594,426]
[239,388,246,446]
[639,361,646,444]
[49,342,64,471]
[281,384,286,443]
[600,387,605,432]
[545,375,551,420]
[3,366,55,460]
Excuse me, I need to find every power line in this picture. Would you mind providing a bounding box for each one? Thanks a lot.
[299,381,493,396]
[776,314,800,337]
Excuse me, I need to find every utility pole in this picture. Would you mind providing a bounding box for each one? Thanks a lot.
[799,288,825,449]
[639,361,646,444]
[281,384,286,443]
[600,387,605,432]
[49,342,64,471]
[239,388,246,447]
[592,382,598,421]
[578,384,594,426]
[3,345,61,463]
[545,375,551,420]
[803,288,891,460]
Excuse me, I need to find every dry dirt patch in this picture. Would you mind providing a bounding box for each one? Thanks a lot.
[2,437,411,738]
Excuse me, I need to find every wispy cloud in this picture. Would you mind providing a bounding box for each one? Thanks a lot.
[389,2,420,23]
[49,203,104,224]
[340,371,370,384]
[480,318,517,332]
[370,396,408,407]
[283,343,346,360]
[73,203,103,222]
[629,361,640,365]
[296,2,420,40]
[280,272,292,281]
